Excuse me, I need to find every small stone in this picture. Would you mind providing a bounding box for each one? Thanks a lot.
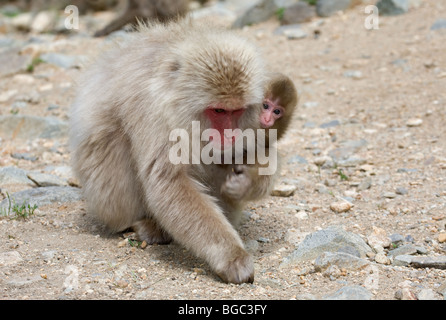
[395,288,417,300]
[330,201,352,213]
[313,155,331,166]
[320,120,340,129]
[431,18,446,30]
[406,118,423,127]
[343,70,363,79]
[375,252,391,265]
[283,28,307,40]
[367,226,391,248]
[357,177,372,191]
[295,210,309,220]
[393,255,413,267]
[271,184,297,197]
[388,244,417,257]
[438,233,446,243]
[417,289,440,300]
[382,192,397,199]
[395,187,408,195]
[0,251,23,266]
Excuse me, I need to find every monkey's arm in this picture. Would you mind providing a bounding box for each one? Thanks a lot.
[140,161,254,284]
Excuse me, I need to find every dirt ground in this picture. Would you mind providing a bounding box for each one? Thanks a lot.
[0,1,445,300]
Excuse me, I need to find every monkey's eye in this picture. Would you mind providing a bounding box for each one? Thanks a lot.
[214,109,225,113]
[263,103,269,109]
[273,109,281,115]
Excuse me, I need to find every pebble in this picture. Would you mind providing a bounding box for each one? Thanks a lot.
[367,226,391,248]
[0,251,23,266]
[393,255,413,267]
[395,288,417,300]
[417,289,440,300]
[271,184,297,197]
[330,201,352,213]
[438,233,446,243]
[357,177,372,191]
[375,252,391,265]
[406,118,423,127]
[395,187,408,195]
[343,70,363,80]
[388,244,417,257]
[431,18,446,30]
[320,120,340,129]
[382,192,397,199]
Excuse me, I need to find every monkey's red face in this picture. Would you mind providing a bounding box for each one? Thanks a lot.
[260,99,284,128]
[204,105,245,149]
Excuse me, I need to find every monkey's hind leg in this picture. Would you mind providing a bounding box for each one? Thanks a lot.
[132,217,172,244]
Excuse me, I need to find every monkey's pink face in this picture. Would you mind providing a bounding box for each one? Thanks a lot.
[260,99,284,128]
[204,105,245,149]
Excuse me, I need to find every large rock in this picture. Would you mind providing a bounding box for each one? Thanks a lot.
[376,0,409,16]
[232,0,278,28]
[0,167,34,186]
[323,285,373,300]
[0,49,33,77]
[0,115,68,140]
[280,1,316,25]
[0,186,83,211]
[281,225,372,266]
[316,0,356,17]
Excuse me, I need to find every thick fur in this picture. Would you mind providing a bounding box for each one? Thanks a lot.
[70,20,269,283]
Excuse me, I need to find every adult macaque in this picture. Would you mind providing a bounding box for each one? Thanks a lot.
[94,0,189,37]
[70,20,272,283]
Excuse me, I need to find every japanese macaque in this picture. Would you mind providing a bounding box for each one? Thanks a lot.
[260,72,298,144]
[94,0,189,37]
[70,20,275,283]
[218,73,298,224]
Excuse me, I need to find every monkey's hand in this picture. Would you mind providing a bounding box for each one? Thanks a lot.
[221,165,252,201]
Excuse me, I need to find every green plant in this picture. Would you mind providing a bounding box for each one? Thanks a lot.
[1,192,37,220]
[302,0,317,5]
[27,57,44,73]
[275,7,285,20]
[338,169,349,181]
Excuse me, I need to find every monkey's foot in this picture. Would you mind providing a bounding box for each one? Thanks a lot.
[215,247,254,284]
[132,218,172,245]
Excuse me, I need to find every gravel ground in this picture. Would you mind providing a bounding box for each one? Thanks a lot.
[0,1,445,301]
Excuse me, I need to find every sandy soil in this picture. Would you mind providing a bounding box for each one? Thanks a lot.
[0,1,445,301]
